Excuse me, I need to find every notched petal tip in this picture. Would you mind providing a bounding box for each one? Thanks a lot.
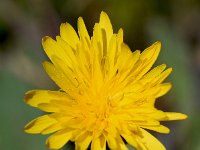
[46,139,55,149]
[24,115,57,134]
[42,36,51,45]
[42,61,51,68]
[42,36,56,56]
[24,121,35,133]
[60,22,66,28]
[78,16,83,23]
[24,90,36,104]
[118,28,123,33]
[45,139,60,150]
[60,22,70,34]
[100,11,107,17]
[60,22,79,49]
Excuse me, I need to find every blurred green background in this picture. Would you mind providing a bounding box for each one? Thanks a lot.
[0,0,199,149]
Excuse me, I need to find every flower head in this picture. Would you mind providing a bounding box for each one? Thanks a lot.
[24,12,187,150]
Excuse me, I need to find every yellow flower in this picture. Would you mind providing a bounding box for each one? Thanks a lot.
[24,12,187,150]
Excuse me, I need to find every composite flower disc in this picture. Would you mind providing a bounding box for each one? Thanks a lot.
[24,12,187,150]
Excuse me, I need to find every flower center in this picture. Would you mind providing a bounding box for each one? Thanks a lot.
[95,101,112,121]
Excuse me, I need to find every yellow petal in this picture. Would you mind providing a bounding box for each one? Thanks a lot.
[77,17,90,43]
[164,112,188,121]
[38,103,60,112]
[24,90,68,107]
[121,134,138,149]
[46,128,73,149]
[51,56,78,87]
[142,64,166,80]
[106,34,117,69]
[137,141,148,150]
[99,11,113,44]
[60,23,79,49]
[119,143,128,150]
[42,61,73,92]
[92,23,103,59]
[146,110,167,120]
[24,115,56,134]
[118,43,133,67]
[91,135,106,150]
[137,128,166,150]
[103,35,118,82]
[155,83,172,98]
[61,117,84,129]
[106,134,118,149]
[37,98,74,114]
[75,131,92,150]
[114,28,123,63]
[117,28,123,46]
[91,45,103,89]
[117,136,129,150]
[140,41,161,60]
[106,134,128,150]
[153,68,172,85]
[41,123,63,135]
[42,36,68,64]
[131,118,160,126]
[141,125,170,134]
[56,36,77,68]
[137,41,161,79]
[116,43,135,78]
